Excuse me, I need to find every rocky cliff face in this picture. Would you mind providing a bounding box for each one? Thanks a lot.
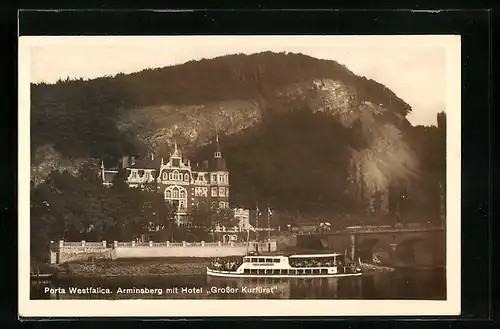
[110,76,418,213]
[116,100,262,154]
[31,145,95,186]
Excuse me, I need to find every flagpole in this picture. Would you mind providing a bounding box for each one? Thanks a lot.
[267,203,271,241]
[256,202,259,242]
[245,226,250,254]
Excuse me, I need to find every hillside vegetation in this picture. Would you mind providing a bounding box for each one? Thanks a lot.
[31,52,411,161]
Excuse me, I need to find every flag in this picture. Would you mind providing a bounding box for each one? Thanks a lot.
[247,224,256,232]
[256,203,261,217]
[268,207,273,216]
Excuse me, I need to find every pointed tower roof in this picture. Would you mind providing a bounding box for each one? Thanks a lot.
[214,134,222,158]
[171,141,182,158]
[211,134,227,171]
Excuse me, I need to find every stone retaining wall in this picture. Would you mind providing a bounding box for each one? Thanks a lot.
[50,240,277,264]
[50,241,112,264]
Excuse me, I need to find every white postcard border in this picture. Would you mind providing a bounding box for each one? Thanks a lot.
[18,35,461,317]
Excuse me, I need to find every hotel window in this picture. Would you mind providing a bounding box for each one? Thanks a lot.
[180,190,186,199]
[172,188,179,199]
[219,201,225,209]
[171,170,179,180]
[168,172,173,180]
[219,187,225,197]
[184,173,189,181]
[166,190,171,198]
[211,187,217,197]
[202,187,208,196]
[131,171,137,179]
[211,173,217,183]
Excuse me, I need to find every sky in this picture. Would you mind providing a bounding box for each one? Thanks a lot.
[25,36,456,126]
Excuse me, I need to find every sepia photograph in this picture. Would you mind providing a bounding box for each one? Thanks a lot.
[19,35,461,317]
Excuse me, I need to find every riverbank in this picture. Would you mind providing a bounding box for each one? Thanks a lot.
[359,262,396,272]
[46,257,397,279]
[52,257,211,278]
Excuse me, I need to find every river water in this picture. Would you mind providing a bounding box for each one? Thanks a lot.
[31,268,446,300]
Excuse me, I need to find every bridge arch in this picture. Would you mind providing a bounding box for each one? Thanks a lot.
[395,237,433,266]
[356,238,393,263]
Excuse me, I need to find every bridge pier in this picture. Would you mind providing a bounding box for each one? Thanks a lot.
[350,234,356,261]
[388,243,397,264]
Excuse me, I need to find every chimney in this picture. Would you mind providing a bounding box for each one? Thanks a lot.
[121,156,129,169]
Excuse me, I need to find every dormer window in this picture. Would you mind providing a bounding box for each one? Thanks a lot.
[215,151,221,158]
[170,170,180,180]
[184,173,190,181]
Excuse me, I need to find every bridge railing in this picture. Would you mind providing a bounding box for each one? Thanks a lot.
[293,224,444,235]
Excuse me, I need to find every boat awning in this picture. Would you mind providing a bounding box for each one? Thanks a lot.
[289,253,342,258]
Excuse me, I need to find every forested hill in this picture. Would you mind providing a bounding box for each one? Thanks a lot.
[31,52,411,160]
[30,51,445,229]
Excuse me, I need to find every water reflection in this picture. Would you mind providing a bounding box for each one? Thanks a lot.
[30,268,445,300]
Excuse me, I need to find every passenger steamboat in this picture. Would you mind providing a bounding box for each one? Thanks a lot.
[206,252,362,278]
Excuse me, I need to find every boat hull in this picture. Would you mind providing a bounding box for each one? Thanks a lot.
[206,267,362,279]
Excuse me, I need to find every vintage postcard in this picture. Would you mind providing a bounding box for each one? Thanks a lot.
[19,35,461,317]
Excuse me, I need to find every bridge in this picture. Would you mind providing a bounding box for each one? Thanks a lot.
[295,225,446,267]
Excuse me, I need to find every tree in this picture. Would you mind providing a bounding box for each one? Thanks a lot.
[190,201,237,241]
[213,207,238,229]
[190,201,213,241]
[141,185,177,241]
[190,201,212,228]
